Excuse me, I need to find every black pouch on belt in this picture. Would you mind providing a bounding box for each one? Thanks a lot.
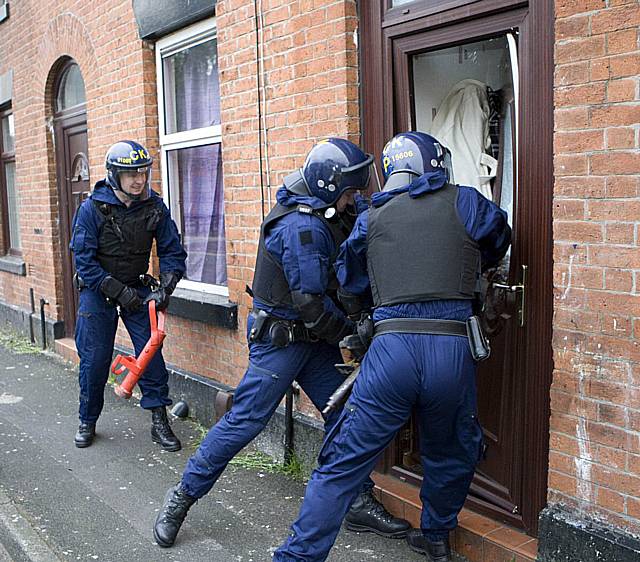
[249,310,269,342]
[466,315,491,362]
[269,321,291,348]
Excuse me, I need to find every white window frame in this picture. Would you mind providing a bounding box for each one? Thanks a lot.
[156,17,227,297]
[0,1,8,24]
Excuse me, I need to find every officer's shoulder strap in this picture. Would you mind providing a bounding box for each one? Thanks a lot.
[90,199,127,237]
[303,206,349,251]
[296,204,333,233]
[91,198,113,217]
[261,203,297,234]
[296,204,313,215]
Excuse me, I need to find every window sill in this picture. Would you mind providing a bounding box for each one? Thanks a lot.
[169,287,238,330]
[0,4,8,23]
[0,255,26,276]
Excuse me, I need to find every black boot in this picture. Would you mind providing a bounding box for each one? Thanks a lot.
[74,422,96,448]
[153,484,196,547]
[406,529,451,562]
[151,406,182,452]
[345,489,411,538]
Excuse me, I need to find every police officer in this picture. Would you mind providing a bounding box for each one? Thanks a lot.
[71,140,187,451]
[153,138,410,548]
[273,132,512,562]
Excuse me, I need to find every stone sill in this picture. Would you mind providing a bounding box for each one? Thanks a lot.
[168,287,238,330]
[0,255,26,276]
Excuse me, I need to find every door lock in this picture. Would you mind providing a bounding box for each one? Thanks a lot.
[491,265,527,327]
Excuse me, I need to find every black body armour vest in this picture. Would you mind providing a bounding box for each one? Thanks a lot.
[93,199,163,286]
[367,184,481,307]
[251,203,350,308]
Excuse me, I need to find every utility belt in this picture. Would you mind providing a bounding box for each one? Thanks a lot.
[72,273,157,293]
[373,316,490,362]
[249,309,318,348]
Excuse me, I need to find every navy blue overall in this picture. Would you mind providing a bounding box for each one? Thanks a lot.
[71,181,187,424]
[180,188,375,499]
[274,171,511,562]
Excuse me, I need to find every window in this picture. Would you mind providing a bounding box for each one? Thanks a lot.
[55,63,86,113]
[411,34,518,271]
[156,18,226,295]
[0,107,19,255]
[0,1,8,24]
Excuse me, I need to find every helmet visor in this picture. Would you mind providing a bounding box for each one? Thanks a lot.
[339,153,374,195]
[370,161,382,193]
[118,167,152,201]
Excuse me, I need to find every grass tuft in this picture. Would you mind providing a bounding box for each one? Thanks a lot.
[0,330,41,354]
[230,451,306,481]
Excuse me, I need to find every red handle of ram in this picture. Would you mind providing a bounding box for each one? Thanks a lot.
[112,300,166,399]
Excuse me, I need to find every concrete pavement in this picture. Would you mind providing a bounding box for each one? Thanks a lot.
[0,332,428,562]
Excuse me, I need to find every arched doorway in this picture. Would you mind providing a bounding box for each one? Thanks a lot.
[52,60,89,337]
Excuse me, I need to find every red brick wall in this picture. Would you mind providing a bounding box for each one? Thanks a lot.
[551,0,640,533]
[0,1,360,419]
[194,0,360,414]
[0,2,154,321]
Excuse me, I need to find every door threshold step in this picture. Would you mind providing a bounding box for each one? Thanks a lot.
[371,472,538,562]
[53,337,78,365]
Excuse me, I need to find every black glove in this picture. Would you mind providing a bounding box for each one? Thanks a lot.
[143,287,170,311]
[99,276,142,311]
[339,333,367,362]
[142,271,180,311]
[337,287,366,320]
[159,271,180,295]
[356,313,374,349]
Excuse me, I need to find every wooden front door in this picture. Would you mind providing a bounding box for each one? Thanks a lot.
[362,0,553,535]
[53,60,90,337]
[55,113,90,337]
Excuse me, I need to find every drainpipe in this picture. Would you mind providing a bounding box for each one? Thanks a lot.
[29,288,36,344]
[284,387,294,464]
[39,298,49,350]
[253,0,292,463]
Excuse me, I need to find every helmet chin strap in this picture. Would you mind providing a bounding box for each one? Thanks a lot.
[112,186,132,205]
[112,183,143,205]
[123,189,143,201]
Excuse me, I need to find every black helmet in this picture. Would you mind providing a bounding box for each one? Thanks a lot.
[105,140,153,201]
[283,138,374,207]
[381,132,453,191]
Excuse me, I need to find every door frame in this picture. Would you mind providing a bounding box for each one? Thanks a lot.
[360,0,554,534]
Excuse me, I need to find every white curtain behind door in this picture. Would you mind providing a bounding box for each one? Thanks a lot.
[430,78,496,199]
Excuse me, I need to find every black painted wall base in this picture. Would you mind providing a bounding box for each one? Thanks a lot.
[162,363,325,474]
[539,505,640,562]
[0,300,64,349]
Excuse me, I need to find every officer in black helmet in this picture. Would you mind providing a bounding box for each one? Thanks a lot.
[70,140,187,450]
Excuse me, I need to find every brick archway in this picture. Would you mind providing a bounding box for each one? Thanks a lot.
[35,13,98,330]
[37,13,99,98]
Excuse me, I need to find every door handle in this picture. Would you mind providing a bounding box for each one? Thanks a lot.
[491,264,527,327]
